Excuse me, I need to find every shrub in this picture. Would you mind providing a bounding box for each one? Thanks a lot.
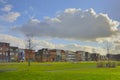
[97,61,105,68]
[97,61,116,68]
[106,62,116,68]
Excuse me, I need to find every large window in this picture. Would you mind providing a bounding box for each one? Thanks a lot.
[10,52,14,55]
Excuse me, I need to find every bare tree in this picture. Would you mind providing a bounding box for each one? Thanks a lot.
[103,40,114,61]
[25,34,35,66]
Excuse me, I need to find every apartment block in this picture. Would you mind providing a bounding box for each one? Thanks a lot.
[0,42,10,62]
[24,49,35,61]
[66,51,76,62]
[91,53,100,61]
[36,48,66,62]
[10,46,19,62]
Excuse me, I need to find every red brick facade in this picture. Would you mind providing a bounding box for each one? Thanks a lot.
[24,49,35,61]
[0,42,10,62]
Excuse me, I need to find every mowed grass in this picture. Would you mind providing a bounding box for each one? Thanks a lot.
[0,62,120,80]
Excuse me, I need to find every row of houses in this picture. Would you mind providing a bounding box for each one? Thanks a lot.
[35,49,107,62]
[0,42,35,62]
[0,42,120,62]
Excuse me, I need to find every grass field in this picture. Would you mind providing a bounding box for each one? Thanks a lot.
[0,62,120,80]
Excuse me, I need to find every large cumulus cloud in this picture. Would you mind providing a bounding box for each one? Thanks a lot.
[13,8,119,40]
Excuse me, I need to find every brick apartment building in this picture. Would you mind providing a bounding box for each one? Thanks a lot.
[24,49,35,61]
[37,49,59,62]
[91,53,100,61]
[36,48,49,62]
[48,49,57,62]
[75,51,82,61]
[36,48,66,62]
[0,42,10,62]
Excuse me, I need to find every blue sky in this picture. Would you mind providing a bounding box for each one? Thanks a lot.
[0,0,120,54]
[1,0,119,22]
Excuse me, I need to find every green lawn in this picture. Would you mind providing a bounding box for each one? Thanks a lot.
[0,62,120,80]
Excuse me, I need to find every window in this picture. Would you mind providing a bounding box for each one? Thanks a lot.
[16,49,18,51]
[10,49,13,51]
[0,48,2,50]
[10,52,14,55]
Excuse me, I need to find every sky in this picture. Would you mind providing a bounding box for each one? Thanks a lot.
[0,0,120,54]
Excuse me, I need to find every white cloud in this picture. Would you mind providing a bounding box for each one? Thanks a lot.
[0,12,20,22]
[57,44,107,55]
[14,8,119,40]
[32,39,55,50]
[0,34,25,48]
[1,4,13,12]
[0,4,20,23]
[114,44,120,54]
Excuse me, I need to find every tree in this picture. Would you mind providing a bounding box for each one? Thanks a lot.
[25,34,35,66]
[103,40,114,61]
